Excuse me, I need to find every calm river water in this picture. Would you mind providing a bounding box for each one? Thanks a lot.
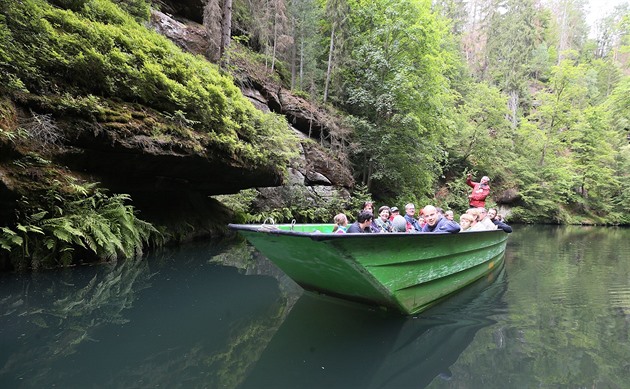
[1,225,630,388]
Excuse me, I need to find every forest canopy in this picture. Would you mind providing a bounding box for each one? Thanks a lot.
[218,0,630,224]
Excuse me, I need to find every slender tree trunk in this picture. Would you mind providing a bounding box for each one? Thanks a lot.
[220,0,232,67]
[291,31,297,90]
[508,90,518,128]
[271,11,278,71]
[323,24,335,104]
[299,40,304,90]
[558,0,568,63]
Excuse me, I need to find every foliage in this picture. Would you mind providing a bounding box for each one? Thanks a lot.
[0,178,160,270]
[445,81,515,180]
[339,0,455,202]
[0,0,296,170]
[215,184,351,224]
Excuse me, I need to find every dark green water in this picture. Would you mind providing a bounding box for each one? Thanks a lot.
[1,225,629,388]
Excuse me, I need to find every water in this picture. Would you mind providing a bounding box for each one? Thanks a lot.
[1,225,629,388]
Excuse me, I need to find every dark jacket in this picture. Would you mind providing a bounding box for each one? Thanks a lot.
[347,222,371,233]
[422,217,461,233]
[404,214,423,232]
[492,219,513,233]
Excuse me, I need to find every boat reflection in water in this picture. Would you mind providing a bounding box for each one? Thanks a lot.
[241,259,508,389]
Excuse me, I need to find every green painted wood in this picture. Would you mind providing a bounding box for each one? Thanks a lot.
[229,224,508,315]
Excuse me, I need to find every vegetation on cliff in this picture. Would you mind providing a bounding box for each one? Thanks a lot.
[0,0,298,270]
[0,0,294,169]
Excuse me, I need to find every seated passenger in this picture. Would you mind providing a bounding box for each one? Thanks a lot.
[417,209,427,229]
[467,208,496,231]
[390,207,412,231]
[488,208,513,233]
[389,206,400,221]
[361,201,381,232]
[465,208,481,230]
[375,206,393,233]
[404,203,423,232]
[421,205,460,233]
[459,213,475,232]
[391,215,409,233]
[332,213,348,234]
[478,208,498,230]
[346,210,374,233]
[444,210,455,221]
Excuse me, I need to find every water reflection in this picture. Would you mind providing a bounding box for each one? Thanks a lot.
[0,242,291,388]
[241,263,508,389]
[0,258,153,385]
[3,226,630,388]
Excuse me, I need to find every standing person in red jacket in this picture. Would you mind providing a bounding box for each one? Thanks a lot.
[466,173,490,208]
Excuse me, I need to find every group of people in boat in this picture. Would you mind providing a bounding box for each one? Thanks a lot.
[332,173,512,234]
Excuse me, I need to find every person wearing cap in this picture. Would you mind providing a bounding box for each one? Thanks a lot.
[389,207,400,221]
[466,173,490,208]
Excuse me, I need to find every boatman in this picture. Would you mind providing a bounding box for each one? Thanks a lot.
[466,173,490,208]
[421,205,460,233]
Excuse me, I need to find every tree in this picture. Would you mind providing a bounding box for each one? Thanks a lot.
[323,0,350,103]
[547,0,588,62]
[286,0,321,92]
[446,82,514,178]
[204,0,233,65]
[593,3,629,59]
[485,0,546,127]
[341,0,454,201]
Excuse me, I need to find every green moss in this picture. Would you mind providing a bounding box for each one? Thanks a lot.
[0,97,16,132]
[0,0,297,171]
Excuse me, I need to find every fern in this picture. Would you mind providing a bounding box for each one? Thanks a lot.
[1,182,160,269]
[0,227,23,251]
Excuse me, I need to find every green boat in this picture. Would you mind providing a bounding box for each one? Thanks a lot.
[228,223,509,315]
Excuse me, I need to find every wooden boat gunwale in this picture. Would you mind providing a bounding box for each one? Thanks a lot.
[229,223,503,241]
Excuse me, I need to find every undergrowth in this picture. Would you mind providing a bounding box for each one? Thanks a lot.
[0,177,160,270]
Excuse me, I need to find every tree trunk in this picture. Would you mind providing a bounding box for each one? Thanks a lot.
[220,0,232,67]
[203,0,222,62]
[271,11,278,72]
[299,40,304,90]
[291,22,297,90]
[323,24,335,104]
[508,90,518,128]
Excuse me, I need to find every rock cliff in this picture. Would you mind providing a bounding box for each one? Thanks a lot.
[0,4,354,246]
[148,8,354,217]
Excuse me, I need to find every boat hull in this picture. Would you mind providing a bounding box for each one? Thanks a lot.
[229,224,508,315]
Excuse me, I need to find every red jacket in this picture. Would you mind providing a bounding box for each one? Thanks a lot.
[466,178,490,207]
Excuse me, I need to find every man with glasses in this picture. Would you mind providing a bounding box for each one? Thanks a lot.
[404,203,423,232]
